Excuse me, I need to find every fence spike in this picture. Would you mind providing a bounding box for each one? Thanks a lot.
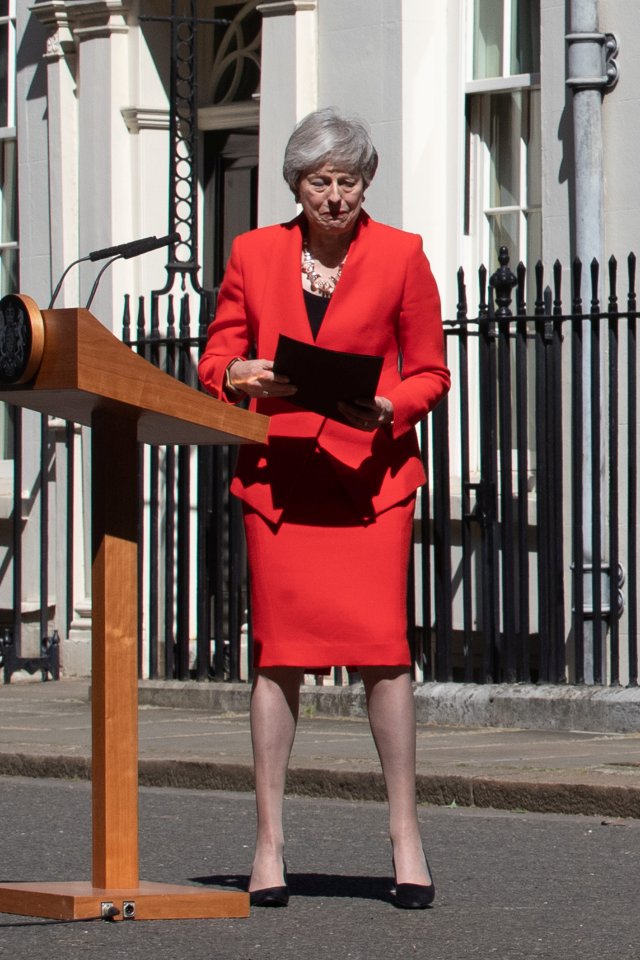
[151,292,160,338]
[137,295,146,339]
[478,264,488,314]
[456,266,468,322]
[590,258,601,312]
[572,258,583,311]
[608,256,618,311]
[179,294,191,338]
[516,261,526,314]
[628,252,636,298]
[122,294,131,344]
[489,246,517,318]
[167,294,176,338]
[534,261,544,314]
[198,291,213,340]
[553,259,562,314]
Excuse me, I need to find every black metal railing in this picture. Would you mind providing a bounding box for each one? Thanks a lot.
[123,290,249,682]
[0,407,67,682]
[3,247,638,687]
[122,246,638,687]
[424,248,635,685]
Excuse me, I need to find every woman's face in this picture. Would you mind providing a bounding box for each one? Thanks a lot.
[298,163,365,239]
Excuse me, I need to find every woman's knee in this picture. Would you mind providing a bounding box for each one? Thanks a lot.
[253,666,304,688]
[360,665,411,692]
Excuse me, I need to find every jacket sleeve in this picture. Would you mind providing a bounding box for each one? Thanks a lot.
[386,237,450,438]
[197,236,253,403]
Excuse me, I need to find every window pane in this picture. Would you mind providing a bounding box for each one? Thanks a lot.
[487,211,519,269]
[526,89,541,207]
[512,0,540,74]
[0,138,16,242]
[1,402,12,458]
[0,23,7,128]
[473,0,503,79]
[0,246,17,295]
[207,3,261,105]
[489,93,521,208]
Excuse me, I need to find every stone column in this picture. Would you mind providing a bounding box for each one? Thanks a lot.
[29,1,132,675]
[33,1,80,306]
[70,0,132,328]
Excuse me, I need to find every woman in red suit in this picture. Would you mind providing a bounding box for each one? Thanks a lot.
[199,107,450,909]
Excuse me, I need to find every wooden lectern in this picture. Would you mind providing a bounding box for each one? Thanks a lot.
[0,297,267,921]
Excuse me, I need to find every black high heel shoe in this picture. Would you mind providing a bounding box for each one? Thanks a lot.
[249,861,289,908]
[392,852,435,910]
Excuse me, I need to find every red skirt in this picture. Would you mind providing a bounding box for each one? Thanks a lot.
[243,450,415,670]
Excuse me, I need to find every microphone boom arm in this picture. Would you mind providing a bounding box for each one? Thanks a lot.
[49,232,180,310]
[85,256,122,311]
[48,255,91,310]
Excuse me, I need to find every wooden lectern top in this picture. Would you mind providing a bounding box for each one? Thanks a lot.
[0,305,268,446]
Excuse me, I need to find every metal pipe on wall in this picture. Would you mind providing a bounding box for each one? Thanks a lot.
[566,0,619,682]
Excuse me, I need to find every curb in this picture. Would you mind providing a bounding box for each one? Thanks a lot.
[2,752,639,820]
[138,680,640,734]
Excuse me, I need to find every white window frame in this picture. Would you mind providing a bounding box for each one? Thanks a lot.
[0,0,17,280]
[1,0,16,131]
[460,0,542,477]
[468,83,541,273]
[0,0,18,465]
[465,0,541,276]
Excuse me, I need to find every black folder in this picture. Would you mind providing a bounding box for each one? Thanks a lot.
[273,333,383,423]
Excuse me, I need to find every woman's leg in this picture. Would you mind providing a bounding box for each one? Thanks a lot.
[249,666,304,891]
[360,666,431,886]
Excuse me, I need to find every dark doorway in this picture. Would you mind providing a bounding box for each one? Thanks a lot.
[202,129,259,289]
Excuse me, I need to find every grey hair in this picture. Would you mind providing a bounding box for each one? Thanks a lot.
[282,106,379,198]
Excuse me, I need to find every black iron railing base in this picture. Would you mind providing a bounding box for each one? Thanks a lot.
[1,629,60,684]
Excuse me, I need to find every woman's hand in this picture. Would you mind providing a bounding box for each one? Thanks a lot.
[337,396,394,431]
[227,359,297,399]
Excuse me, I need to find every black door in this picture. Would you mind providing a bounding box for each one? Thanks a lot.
[202,129,259,290]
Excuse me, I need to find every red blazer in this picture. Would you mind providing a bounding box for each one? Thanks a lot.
[198,212,450,523]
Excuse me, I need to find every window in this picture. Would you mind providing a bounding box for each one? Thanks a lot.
[0,0,17,462]
[473,0,540,80]
[466,0,541,281]
[0,0,17,296]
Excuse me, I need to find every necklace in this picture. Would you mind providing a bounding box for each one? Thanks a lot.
[301,242,346,298]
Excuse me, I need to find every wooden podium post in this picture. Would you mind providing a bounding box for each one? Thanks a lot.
[91,411,141,892]
[0,300,268,921]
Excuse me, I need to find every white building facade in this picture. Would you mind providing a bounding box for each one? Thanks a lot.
[3,0,638,680]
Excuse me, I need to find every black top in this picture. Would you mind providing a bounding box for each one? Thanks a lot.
[303,288,330,340]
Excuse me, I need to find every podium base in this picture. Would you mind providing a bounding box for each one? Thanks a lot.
[0,880,250,921]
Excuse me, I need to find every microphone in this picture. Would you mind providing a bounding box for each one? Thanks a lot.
[88,232,179,262]
[49,232,180,309]
[84,233,180,310]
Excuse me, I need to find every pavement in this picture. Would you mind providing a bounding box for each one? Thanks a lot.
[1,677,640,819]
[2,678,640,959]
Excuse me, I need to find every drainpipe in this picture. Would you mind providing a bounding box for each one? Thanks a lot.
[566,0,619,682]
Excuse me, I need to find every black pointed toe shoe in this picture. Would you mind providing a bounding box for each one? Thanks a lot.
[391,854,435,910]
[392,880,435,910]
[249,862,289,908]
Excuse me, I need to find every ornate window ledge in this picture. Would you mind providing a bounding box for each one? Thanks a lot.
[121,107,169,133]
[257,1,316,16]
